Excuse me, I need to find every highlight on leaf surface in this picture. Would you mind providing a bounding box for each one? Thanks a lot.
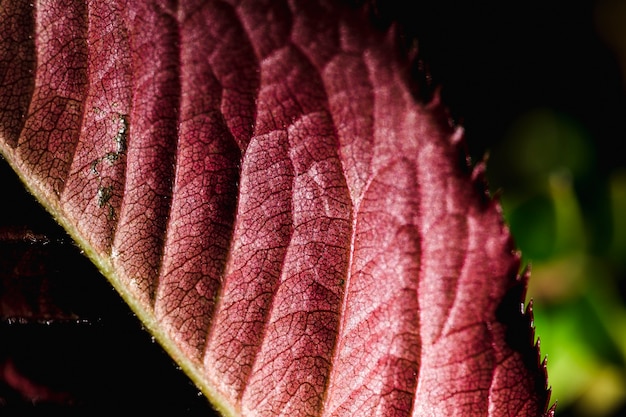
[0,0,554,415]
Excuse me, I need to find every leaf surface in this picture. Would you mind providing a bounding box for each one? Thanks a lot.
[0,1,553,416]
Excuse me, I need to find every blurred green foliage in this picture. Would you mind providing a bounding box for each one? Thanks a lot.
[487,107,626,416]
[400,0,626,414]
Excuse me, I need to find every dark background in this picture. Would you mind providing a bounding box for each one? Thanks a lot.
[2,0,625,415]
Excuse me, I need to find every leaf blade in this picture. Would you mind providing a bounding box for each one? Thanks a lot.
[0,1,553,416]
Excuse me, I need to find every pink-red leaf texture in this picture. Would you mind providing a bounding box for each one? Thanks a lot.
[0,1,554,416]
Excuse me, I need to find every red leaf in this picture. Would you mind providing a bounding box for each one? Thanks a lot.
[0,1,553,416]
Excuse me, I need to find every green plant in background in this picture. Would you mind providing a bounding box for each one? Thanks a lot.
[488,107,626,416]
